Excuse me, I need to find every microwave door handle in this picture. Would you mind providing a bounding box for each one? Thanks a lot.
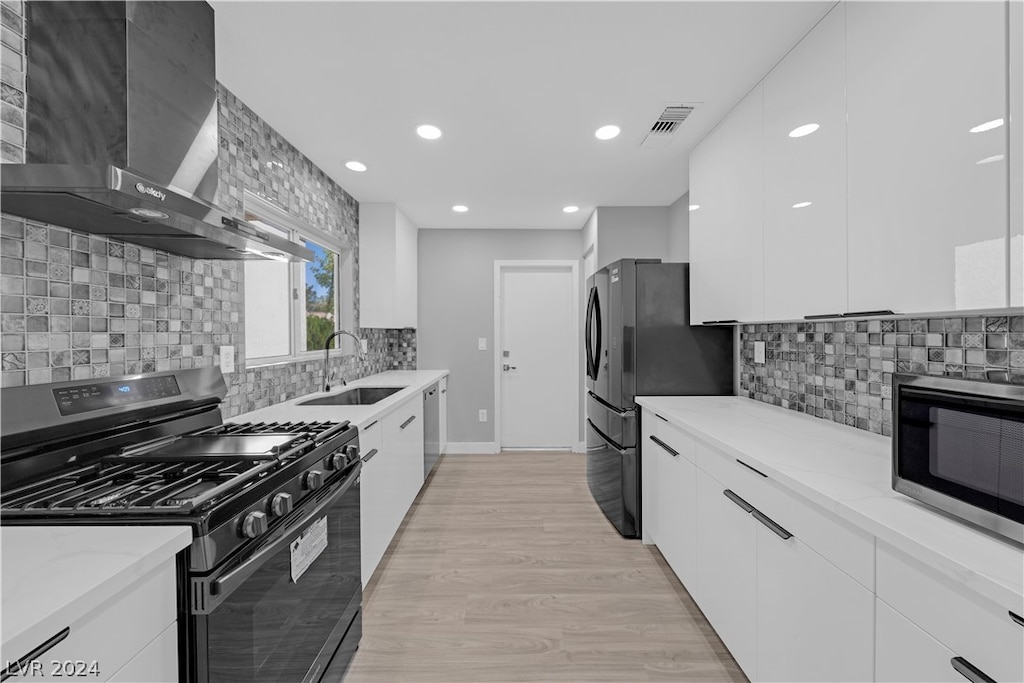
[206,463,360,605]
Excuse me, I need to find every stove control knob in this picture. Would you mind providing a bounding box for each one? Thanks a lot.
[241,511,268,539]
[270,492,293,517]
[345,444,360,464]
[326,452,346,471]
[303,469,324,491]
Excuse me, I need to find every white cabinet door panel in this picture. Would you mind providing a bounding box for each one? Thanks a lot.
[652,421,698,591]
[107,623,177,683]
[359,418,390,586]
[756,521,874,682]
[690,84,765,324]
[763,4,847,321]
[694,468,757,678]
[847,1,1008,313]
[875,599,960,683]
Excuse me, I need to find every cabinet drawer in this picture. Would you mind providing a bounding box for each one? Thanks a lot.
[647,413,697,464]
[877,543,1024,683]
[106,623,177,683]
[694,440,874,590]
[5,561,176,683]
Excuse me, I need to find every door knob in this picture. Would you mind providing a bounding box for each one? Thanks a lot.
[503,364,517,371]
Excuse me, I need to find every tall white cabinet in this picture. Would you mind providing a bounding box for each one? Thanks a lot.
[358,203,418,329]
[762,4,847,321]
[689,1,1018,322]
[846,0,1009,313]
[690,84,765,324]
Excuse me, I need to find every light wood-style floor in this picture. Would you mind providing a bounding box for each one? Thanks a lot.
[344,452,746,683]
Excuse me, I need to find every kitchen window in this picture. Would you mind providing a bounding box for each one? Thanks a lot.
[243,192,356,365]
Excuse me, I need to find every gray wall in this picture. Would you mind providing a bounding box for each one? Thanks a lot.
[418,229,583,445]
[668,192,690,263]
[593,206,670,270]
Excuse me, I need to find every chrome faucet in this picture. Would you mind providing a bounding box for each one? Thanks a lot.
[322,329,366,392]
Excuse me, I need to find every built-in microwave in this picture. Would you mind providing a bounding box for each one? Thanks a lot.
[893,373,1024,545]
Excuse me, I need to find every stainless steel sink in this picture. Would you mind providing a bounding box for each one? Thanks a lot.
[298,386,404,407]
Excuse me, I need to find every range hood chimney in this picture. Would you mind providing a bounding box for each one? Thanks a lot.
[0,1,312,262]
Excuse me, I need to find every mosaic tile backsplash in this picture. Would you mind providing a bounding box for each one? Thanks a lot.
[740,315,1024,436]
[0,1,416,419]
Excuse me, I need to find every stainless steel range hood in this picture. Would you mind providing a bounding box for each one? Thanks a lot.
[0,1,312,262]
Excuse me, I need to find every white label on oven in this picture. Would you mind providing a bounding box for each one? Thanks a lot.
[290,516,328,583]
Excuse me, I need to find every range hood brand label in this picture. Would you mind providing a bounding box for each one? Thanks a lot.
[134,183,167,201]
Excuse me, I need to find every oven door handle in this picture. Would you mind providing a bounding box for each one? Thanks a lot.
[205,462,361,606]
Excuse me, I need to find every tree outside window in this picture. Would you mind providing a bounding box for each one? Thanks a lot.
[305,241,337,351]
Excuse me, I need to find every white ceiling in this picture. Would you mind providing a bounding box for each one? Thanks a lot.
[210,1,832,230]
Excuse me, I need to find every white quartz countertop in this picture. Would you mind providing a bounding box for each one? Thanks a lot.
[1,525,191,661]
[234,370,448,430]
[635,396,1024,612]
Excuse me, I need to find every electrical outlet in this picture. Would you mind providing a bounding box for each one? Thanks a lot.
[219,345,235,374]
[754,341,766,364]
[360,339,368,354]
[478,337,487,351]
[478,409,487,422]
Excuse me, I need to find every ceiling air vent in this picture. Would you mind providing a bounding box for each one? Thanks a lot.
[640,103,699,147]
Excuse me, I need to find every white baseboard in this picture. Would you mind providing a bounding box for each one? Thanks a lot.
[573,441,585,454]
[444,442,500,455]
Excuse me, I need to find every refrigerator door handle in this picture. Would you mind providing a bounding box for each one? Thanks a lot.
[587,418,629,454]
[592,286,602,380]
[586,286,596,380]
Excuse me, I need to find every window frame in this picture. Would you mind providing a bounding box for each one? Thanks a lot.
[243,191,353,367]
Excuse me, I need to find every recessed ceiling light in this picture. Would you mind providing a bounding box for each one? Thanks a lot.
[689,204,700,211]
[563,205,579,213]
[595,125,621,140]
[976,154,1005,165]
[416,124,443,140]
[452,205,468,213]
[788,123,820,138]
[345,160,367,172]
[792,201,812,209]
[969,118,1003,133]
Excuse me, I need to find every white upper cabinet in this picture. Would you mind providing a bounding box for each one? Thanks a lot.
[846,1,1008,314]
[358,203,419,328]
[763,5,848,320]
[690,83,765,324]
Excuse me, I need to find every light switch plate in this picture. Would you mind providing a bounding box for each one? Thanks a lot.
[220,345,235,374]
[754,341,766,364]
[478,337,487,351]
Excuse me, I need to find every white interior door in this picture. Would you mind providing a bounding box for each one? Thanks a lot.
[497,263,578,449]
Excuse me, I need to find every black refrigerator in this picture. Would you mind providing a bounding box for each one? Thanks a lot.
[584,259,734,538]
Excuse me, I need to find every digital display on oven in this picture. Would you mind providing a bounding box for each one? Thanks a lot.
[52,375,182,415]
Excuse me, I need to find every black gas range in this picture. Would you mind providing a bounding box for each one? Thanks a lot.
[1,368,363,683]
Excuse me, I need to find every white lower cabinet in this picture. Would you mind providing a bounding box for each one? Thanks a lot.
[875,599,959,683]
[360,395,426,586]
[6,560,177,683]
[439,377,448,455]
[756,522,874,682]
[694,468,759,677]
[107,624,178,683]
[650,420,698,590]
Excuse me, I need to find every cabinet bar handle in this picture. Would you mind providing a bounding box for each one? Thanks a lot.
[951,657,996,683]
[736,459,768,478]
[1,627,71,682]
[364,420,378,431]
[1010,610,1024,628]
[752,509,793,540]
[361,448,378,463]
[842,309,895,318]
[702,319,739,325]
[399,415,416,430]
[649,435,678,457]
[655,413,668,422]
[723,489,754,513]
[804,313,843,320]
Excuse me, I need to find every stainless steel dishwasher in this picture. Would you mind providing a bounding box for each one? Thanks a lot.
[423,382,441,477]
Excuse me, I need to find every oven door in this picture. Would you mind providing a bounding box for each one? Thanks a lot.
[189,463,362,683]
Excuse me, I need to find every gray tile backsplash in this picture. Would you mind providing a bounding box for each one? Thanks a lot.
[740,315,1024,436]
[0,1,416,419]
